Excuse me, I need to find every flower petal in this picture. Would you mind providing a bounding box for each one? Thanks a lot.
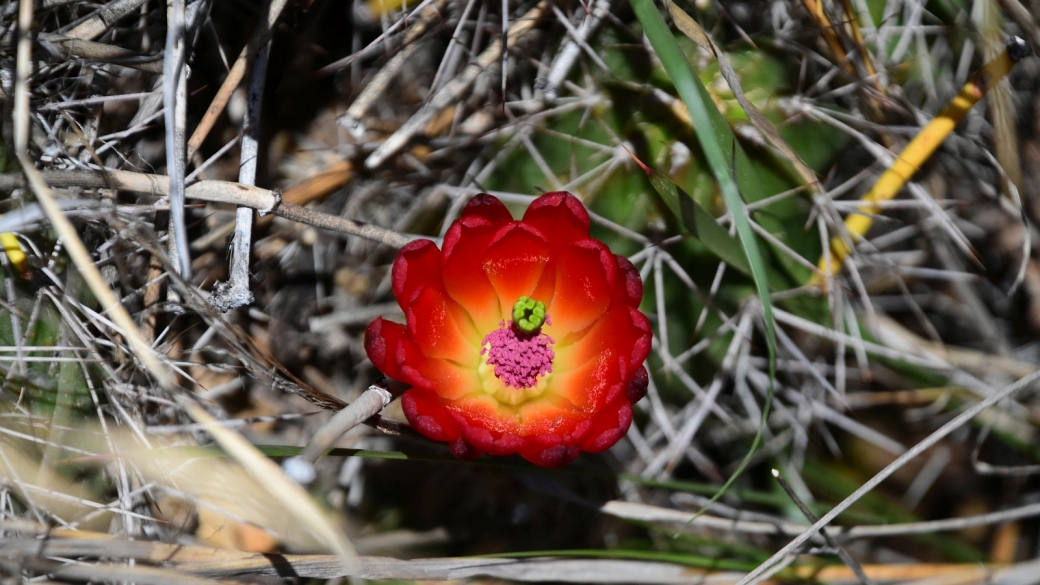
[364,317,408,381]
[402,350,483,400]
[580,401,633,452]
[548,239,616,338]
[442,217,503,332]
[460,424,526,457]
[392,239,443,309]
[407,285,481,363]
[522,191,590,248]
[615,254,643,307]
[555,305,645,378]
[445,396,522,440]
[628,307,652,371]
[483,223,551,313]
[547,352,621,412]
[528,256,557,309]
[627,366,649,404]
[519,444,582,467]
[461,193,515,227]
[517,398,589,438]
[402,390,463,442]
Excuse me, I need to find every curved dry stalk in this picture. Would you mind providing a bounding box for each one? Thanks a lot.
[283,385,395,484]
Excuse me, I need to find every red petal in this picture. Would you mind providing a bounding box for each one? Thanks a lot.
[364,318,407,381]
[451,396,521,432]
[581,401,633,452]
[461,193,514,227]
[527,256,557,312]
[615,254,643,307]
[442,218,504,332]
[548,352,620,412]
[460,425,526,457]
[555,305,642,377]
[399,347,483,400]
[402,390,463,442]
[627,366,649,404]
[392,239,443,310]
[482,224,551,312]
[517,399,587,438]
[629,307,652,370]
[548,239,616,337]
[406,285,480,363]
[515,405,585,467]
[450,438,482,460]
[520,444,582,467]
[522,191,590,248]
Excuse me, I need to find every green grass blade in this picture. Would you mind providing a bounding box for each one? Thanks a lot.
[630,0,777,523]
[472,548,759,571]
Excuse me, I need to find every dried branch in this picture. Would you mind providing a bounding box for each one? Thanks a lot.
[163,0,191,279]
[64,0,149,40]
[208,38,271,312]
[283,384,395,484]
[0,170,415,248]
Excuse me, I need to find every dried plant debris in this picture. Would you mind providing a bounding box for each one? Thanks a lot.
[3,0,1040,583]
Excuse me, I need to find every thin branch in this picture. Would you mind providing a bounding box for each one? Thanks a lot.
[209,37,271,312]
[0,170,416,248]
[164,0,190,278]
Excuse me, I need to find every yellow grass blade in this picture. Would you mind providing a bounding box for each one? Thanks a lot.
[801,0,854,78]
[0,231,26,276]
[812,37,1032,287]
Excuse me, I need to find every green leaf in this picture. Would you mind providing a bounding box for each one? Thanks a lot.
[629,0,777,525]
[634,155,790,290]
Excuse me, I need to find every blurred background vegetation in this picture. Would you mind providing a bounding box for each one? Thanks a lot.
[3,0,1040,582]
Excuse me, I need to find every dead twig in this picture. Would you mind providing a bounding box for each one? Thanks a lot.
[282,384,395,484]
[208,39,271,312]
[0,170,415,248]
[185,0,291,160]
[364,0,550,169]
[163,0,190,282]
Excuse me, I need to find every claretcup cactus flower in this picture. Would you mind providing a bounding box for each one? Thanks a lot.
[365,192,651,467]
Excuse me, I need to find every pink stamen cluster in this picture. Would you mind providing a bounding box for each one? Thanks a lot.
[481,318,555,389]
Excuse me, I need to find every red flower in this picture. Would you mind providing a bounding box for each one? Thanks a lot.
[365,192,651,467]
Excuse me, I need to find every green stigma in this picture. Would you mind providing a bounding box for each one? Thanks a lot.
[512,296,547,334]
